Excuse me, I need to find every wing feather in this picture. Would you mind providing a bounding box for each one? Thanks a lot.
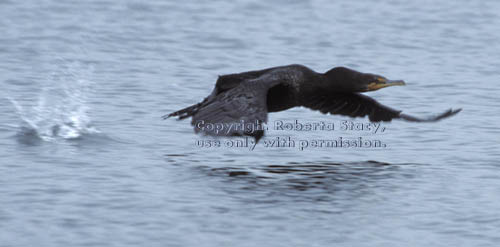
[303,93,461,122]
[191,78,282,142]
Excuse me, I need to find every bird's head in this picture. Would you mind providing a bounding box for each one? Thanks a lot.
[324,67,406,92]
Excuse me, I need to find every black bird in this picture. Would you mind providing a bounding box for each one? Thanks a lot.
[164,64,461,142]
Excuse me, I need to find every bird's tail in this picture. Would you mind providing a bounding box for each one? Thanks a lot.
[162,102,202,120]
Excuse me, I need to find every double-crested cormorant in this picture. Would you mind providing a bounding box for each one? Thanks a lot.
[164,64,461,141]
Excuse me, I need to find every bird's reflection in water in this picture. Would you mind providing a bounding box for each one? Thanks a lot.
[164,152,421,202]
[196,160,419,203]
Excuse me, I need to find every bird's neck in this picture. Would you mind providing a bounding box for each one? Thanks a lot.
[319,73,354,93]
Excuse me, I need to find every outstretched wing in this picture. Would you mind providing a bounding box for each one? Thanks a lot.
[192,78,280,142]
[303,93,461,122]
[165,68,277,120]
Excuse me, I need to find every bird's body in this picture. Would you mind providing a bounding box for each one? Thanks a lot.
[165,64,461,141]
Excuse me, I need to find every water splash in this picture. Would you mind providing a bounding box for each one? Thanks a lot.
[9,61,100,142]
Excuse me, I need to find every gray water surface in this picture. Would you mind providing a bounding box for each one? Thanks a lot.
[1,0,500,246]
